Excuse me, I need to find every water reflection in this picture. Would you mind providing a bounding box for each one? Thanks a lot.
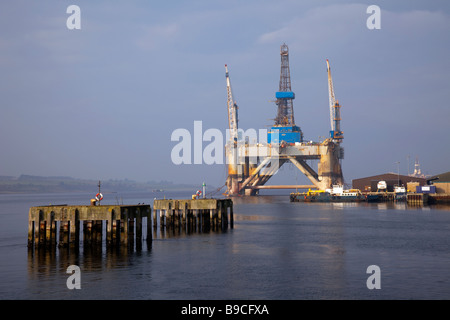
[154,224,230,239]
[26,219,232,281]
[427,204,450,211]
[27,241,153,279]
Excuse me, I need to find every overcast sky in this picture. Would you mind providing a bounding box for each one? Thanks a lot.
[1,0,449,189]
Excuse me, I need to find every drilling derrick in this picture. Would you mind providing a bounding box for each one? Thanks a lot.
[268,44,303,144]
[275,44,295,126]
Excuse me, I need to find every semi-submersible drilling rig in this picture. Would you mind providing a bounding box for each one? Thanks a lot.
[225,44,344,196]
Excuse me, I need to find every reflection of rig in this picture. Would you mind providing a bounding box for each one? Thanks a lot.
[225,44,344,196]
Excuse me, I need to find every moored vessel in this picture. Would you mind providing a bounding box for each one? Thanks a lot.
[290,185,365,202]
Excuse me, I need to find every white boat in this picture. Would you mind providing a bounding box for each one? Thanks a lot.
[394,186,406,201]
[325,185,365,202]
[394,186,406,193]
[377,181,387,192]
[291,185,364,202]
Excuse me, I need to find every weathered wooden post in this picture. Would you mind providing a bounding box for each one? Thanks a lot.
[230,204,234,228]
[35,210,43,247]
[146,207,152,243]
[187,209,192,232]
[84,221,93,245]
[198,209,203,231]
[217,202,222,230]
[153,208,158,229]
[113,219,119,244]
[135,209,142,241]
[182,203,187,227]
[195,209,201,232]
[210,209,215,231]
[223,204,228,229]
[106,212,113,246]
[27,208,34,247]
[129,217,134,239]
[45,210,56,247]
[121,210,128,245]
[93,220,102,244]
[69,208,79,247]
[160,209,165,228]
[203,210,210,232]
[59,221,69,247]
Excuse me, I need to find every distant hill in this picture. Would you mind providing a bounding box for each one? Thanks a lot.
[0,175,202,194]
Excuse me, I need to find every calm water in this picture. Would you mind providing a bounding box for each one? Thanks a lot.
[0,191,449,300]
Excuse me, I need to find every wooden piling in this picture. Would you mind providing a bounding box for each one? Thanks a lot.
[160,209,165,228]
[230,205,234,228]
[136,210,142,241]
[60,221,69,247]
[120,211,128,245]
[28,204,151,249]
[69,209,79,246]
[153,198,233,233]
[153,209,158,229]
[28,200,231,248]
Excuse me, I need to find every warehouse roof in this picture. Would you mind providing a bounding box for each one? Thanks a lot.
[352,173,426,182]
[429,171,450,183]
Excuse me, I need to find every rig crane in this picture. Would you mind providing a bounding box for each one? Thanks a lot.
[326,59,343,142]
[224,64,241,195]
[225,64,239,144]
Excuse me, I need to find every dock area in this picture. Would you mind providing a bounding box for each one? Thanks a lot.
[368,192,450,205]
[290,190,450,205]
[153,198,233,232]
[28,204,151,248]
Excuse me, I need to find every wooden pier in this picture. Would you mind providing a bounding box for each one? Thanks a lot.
[153,198,233,232]
[28,204,151,248]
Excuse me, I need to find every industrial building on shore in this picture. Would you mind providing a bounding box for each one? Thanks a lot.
[352,171,450,194]
[352,173,426,193]
[428,171,450,194]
